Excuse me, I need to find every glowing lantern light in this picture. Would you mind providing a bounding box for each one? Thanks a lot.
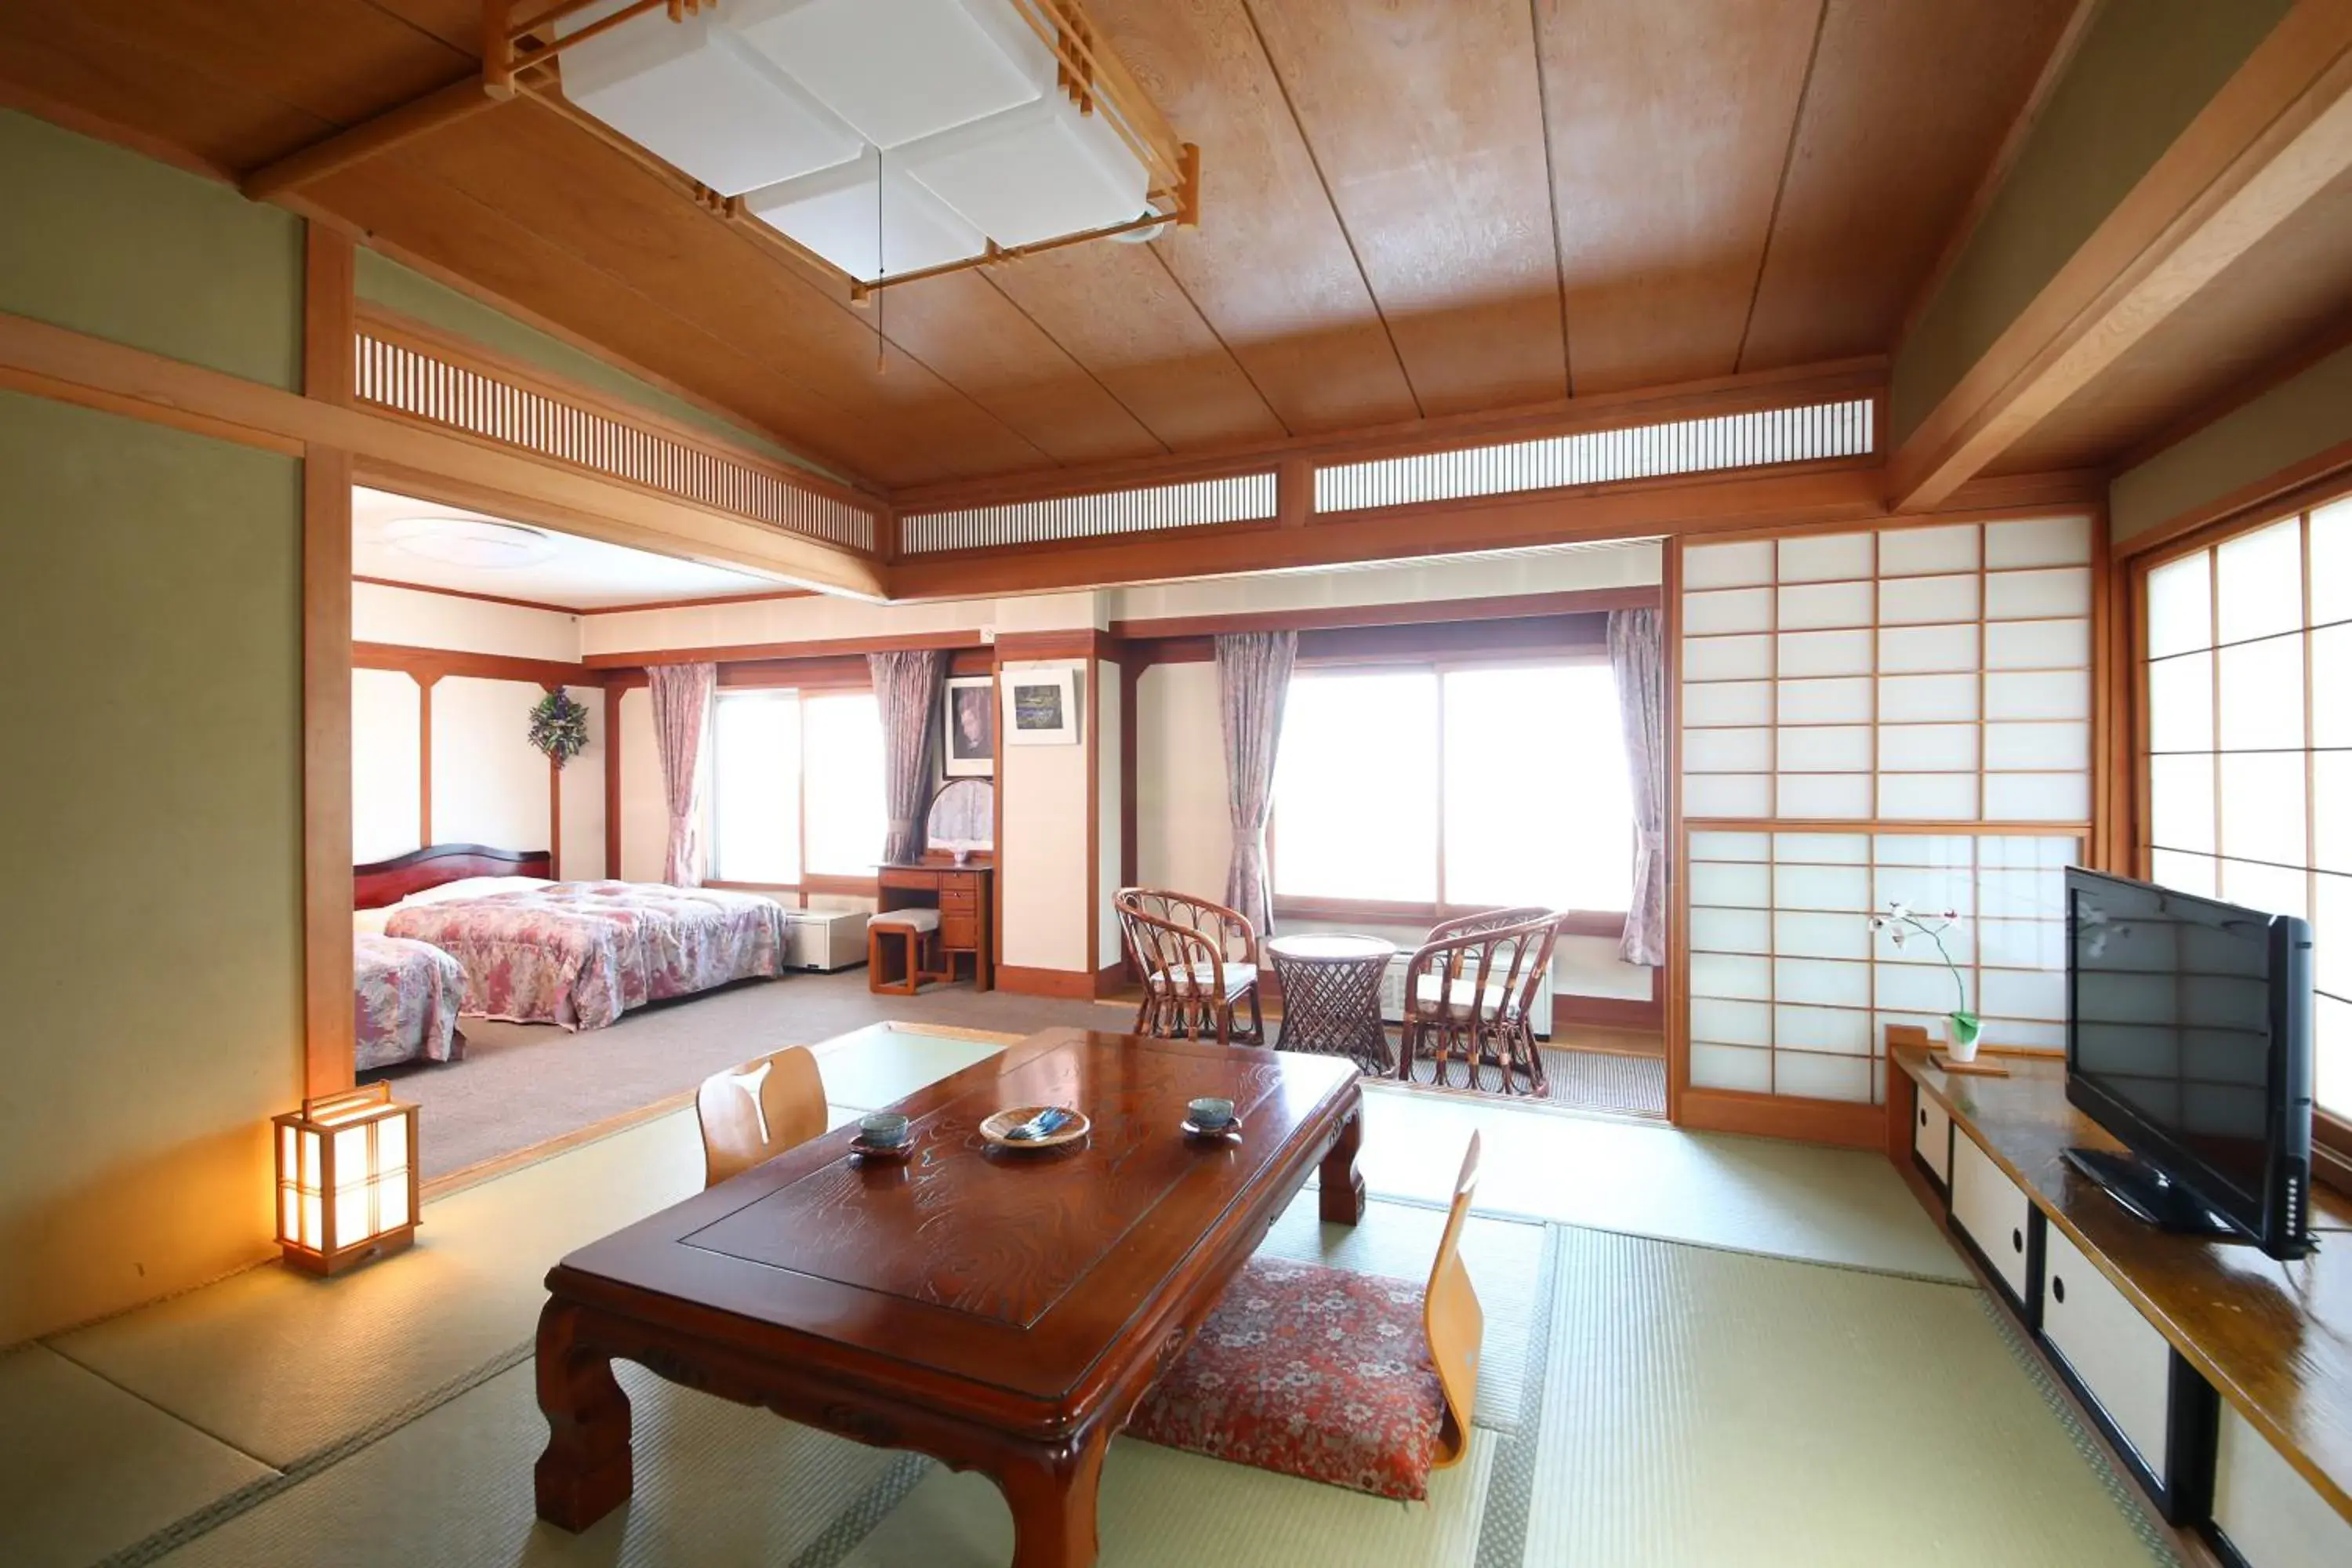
[272,1083,420,1274]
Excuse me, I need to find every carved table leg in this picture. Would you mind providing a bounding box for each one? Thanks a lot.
[1319,1096,1366,1226]
[996,1432,1110,1568]
[534,1299,635,1531]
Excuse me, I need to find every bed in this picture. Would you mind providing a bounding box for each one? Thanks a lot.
[354,932,466,1070]
[354,844,789,1032]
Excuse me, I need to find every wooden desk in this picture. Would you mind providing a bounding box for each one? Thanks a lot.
[1888,1043,2352,1536]
[877,858,993,990]
[534,1028,1366,1567]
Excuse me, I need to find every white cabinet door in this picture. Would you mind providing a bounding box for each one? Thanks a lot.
[1949,1132,2034,1303]
[2040,1224,2172,1475]
[1913,1091,1951,1184]
[2213,1403,2352,1568]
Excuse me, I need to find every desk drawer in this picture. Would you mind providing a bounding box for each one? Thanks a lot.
[939,888,978,913]
[1949,1132,2035,1308]
[2041,1225,2171,1477]
[1913,1091,1951,1187]
[941,914,978,950]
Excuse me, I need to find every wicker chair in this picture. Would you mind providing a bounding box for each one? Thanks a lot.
[1115,887,1265,1046]
[1396,908,1563,1096]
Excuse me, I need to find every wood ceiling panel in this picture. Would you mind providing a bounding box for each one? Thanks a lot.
[1738,0,2078,372]
[0,6,328,170]
[1538,0,1823,394]
[981,243,1287,452]
[357,0,481,56]
[305,154,910,481]
[13,0,465,133]
[1987,159,2352,476]
[876,270,1167,465]
[1247,0,1566,414]
[1088,0,1420,433]
[381,104,1051,479]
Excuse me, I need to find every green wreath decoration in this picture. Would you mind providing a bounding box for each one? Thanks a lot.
[528,688,591,769]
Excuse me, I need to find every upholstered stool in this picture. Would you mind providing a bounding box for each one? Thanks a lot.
[867,908,943,995]
[1128,1134,1484,1501]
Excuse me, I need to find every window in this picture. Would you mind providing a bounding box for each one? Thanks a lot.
[710,687,885,885]
[2141,498,2349,1120]
[1270,662,1634,914]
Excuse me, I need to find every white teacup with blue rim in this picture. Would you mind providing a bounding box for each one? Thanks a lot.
[1186,1097,1235,1133]
[858,1112,910,1149]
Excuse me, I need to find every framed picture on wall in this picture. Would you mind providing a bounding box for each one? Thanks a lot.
[1001,666,1080,746]
[942,675,995,776]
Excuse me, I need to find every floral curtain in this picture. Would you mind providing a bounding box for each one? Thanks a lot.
[1608,608,1668,967]
[1215,631,1297,936]
[868,649,946,863]
[648,662,717,887]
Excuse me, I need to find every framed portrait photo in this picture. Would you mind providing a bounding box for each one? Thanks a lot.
[1001,666,1080,746]
[942,675,996,776]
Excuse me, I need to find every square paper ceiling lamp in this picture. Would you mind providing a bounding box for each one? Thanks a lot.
[743,146,988,282]
[731,0,1053,149]
[900,93,1150,249]
[557,0,862,196]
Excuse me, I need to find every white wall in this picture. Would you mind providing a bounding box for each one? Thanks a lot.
[1135,661,1231,904]
[354,579,581,659]
[617,686,669,884]
[431,677,550,851]
[1096,657,1122,969]
[558,698,605,881]
[1000,660,1093,973]
[352,666,422,862]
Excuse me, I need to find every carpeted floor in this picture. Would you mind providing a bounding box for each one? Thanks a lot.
[366,969,1116,1177]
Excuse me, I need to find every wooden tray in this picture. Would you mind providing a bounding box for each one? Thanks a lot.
[979,1105,1091,1150]
[1933,1052,2010,1077]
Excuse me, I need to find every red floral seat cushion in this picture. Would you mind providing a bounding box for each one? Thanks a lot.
[1127,1254,1446,1501]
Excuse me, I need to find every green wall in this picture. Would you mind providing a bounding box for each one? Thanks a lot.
[1892,0,2287,442]
[0,109,303,390]
[355,249,843,482]
[2111,341,2352,543]
[0,394,303,1344]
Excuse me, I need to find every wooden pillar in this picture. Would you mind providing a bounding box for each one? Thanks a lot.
[301,223,358,1096]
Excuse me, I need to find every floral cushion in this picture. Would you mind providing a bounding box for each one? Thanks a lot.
[1127,1254,1444,1501]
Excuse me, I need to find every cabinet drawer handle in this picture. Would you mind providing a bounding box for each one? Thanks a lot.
[1919,1108,1929,1127]
[2012,1227,2024,1254]
[2052,1274,2065,1305]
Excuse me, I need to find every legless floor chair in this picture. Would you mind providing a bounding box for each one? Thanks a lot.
[694,1046,828,1189]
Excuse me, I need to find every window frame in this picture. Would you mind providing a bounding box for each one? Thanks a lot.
[1267,649,1633,935]
[2129,481,2352,1191]
[703,672,884,898]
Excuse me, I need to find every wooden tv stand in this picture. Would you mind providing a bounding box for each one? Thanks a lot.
[1886,1033,2352,1566]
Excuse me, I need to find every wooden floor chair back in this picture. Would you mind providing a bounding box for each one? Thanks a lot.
[695,1046,827,1189]
[1114,887,1265,1045]
[1427,1131,1484,1466]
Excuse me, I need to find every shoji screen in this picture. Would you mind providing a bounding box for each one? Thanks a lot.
[1679,517,2098,1106]
[2140,498,2348,1121]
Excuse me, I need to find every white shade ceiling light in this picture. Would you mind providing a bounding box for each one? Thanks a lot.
[383,517,561,570]
[554,0,1171,285]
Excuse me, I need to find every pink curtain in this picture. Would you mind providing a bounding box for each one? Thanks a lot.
[1215,631,1296,935]
[867,649,946,863]
[1609,609,1667,966]
[648,662,716,886]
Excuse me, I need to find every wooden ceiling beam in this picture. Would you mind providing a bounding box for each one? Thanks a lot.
[1888,4,2352,510]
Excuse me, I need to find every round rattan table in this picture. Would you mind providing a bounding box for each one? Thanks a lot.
[1266,932,1396,1076]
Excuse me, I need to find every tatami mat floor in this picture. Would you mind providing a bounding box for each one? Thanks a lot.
[8,1024,2169,1567]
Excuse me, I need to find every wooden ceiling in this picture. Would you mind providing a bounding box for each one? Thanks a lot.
[0,0,2201,497]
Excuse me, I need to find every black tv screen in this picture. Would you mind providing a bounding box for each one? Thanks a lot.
[2065,868,2314,1258]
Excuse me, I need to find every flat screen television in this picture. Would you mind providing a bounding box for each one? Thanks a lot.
[2064,867,2315,1260]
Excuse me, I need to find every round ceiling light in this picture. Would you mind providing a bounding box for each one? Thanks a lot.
[382,517,560,570]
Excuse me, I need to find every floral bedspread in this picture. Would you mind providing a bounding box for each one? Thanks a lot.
[382,881,787,1031]
[354,934,467,1071]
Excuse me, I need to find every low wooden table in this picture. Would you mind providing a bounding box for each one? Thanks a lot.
[1266,931,1396,1076]
[533,1027,1366,1566]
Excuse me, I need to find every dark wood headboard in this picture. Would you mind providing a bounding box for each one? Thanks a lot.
[354,844,553,909]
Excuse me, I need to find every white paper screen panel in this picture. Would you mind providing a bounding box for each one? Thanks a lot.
[900,472,1277,552]
[1315,399,1873,513]
[1680,517,2095,826]
[2141,499,2351,1121]
[1686,829,2082,1102]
